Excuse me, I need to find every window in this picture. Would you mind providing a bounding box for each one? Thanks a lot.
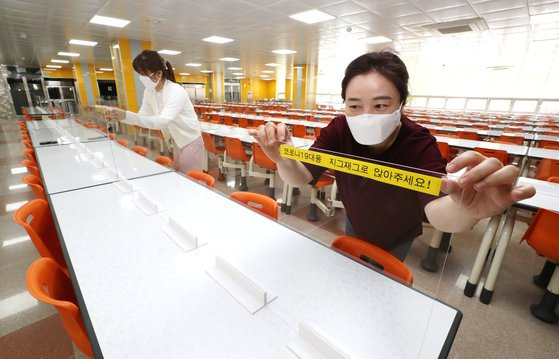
[512,100,538,113]
[488,99,511,112]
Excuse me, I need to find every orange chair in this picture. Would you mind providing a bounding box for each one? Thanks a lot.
[23,139,33,149]
[22,148,36,162]
[201,132,225,176]
[520,203,559,323]
[292,124,315,140]
[13,199,66,269]
[187,170,215,188]
[457,131,480,141]
[223,115,236,126]
[538,140,559,149]
[436,141,450,162]
[230,191,278,220]
[117,138,129,147]
[250,142,277,197]
[209,113,221,124]
[307,173,336,221]
[21,159,41,178]
[497,135,524,145]
[332,236,413,285]
[26,258,93,357]
[314,127,322,138]
[154,155,173,167]
[474,147,509,165]
[131,145,148,157]
[22,174,47,201]
[534,158,559,181]
[237,117,249,128]
[252,119,266,128]
[223,137,251,191]
[108,133,116,140]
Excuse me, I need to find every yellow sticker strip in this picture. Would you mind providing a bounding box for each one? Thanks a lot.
[280,145,441,196]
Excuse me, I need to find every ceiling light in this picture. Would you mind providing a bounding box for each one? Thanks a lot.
[289,9,335,24]
[11,167,26,174]
[220,57,239,61]
[228,67,242,70]
[46,65,62,68]
[95,71,104,74]
[200,70,213,73]
[262,70,274,73]
[51,59,69,63]
[232,72,244,75]
[202,36,234,44]
[265,63,280,67]
[364,36,392,44]
[185,63,202,67]
[260,75,270,78]
[8,184,27,190]
[58,52,80,57]
[530,12,559,25]
[113,44,119,49]
[179,72,190,76]
[89,15,130,28]
[272,49,297,55]
[234,76,244,79]
[158,49,182,55]
[69,39,98,46]
[99,68,113,71]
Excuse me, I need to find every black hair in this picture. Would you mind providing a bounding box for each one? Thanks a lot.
[132,50,176,83]
[341,51,409,106]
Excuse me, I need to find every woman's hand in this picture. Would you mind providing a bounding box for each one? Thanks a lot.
[441,151,536,220]
[248,122,293,163]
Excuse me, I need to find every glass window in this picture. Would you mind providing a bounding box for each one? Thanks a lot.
[61,87,75,99]
[409,96,427,107]
[428,97,445,109]
[466,98,487,110]
[48,87,61,99]
[487,99,511,112]
[512,100,538,113]
[446,98,466,110]
[539,100,559,114]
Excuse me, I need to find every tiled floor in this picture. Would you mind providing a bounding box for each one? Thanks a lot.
[1,117,557,358]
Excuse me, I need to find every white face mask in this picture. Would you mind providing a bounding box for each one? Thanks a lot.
[346,105,402,145]
[139,74,160,90]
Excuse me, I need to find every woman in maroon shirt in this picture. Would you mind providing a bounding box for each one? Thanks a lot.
[249,51,535,260]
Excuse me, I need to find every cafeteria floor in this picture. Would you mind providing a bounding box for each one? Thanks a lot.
[1,117,557,359]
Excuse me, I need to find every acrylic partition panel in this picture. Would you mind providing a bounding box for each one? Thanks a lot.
[160,135,467,358]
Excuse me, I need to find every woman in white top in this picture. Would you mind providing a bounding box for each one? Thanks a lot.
[105,50,203,173]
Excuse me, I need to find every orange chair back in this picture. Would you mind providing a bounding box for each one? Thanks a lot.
[314,127,322,137]
[109,133,116,140]
[223,116,235,126]
[252,119,266,127]
[187,171,215,187]
[237,117,249,128]
[22,148,36,162]
[474,147,508,165]
[521,208,559,262]
[291,124,307,138]
[252,142,277,171]
[131,146,148,157]
[13,199,66,268]
[202,132,224,155]
[534,159,559,181]
[538,140,559,149]
[154,155,173,167]
[457,131,480,141]
[21,159,40,178]
[26,258,93,357]
[23,139,33,149]
[116,138,129,147]
[224,137,251,162]
[230,191,278,220]
[331,236,413,285]
[436,141,450,161]
[22,174,47,201]
[498,135,524,145]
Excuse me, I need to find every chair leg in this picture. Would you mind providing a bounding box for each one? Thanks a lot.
[307,188,319,221]
[533,260,556,289]
[421,230,443,273]
[239,164,248,191]
[530,264,558,324]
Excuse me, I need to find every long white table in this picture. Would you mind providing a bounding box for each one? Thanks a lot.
[49,171,461,358]
[207,111,328,128]
[435,135,528,157]
[26,119,81,129]
[35,140,171,194]
[27,125,108,147]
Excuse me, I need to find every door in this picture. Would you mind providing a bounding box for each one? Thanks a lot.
[7,78,28,115]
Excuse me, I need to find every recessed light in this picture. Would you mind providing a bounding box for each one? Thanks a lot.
[265,63,280,67]
[99,68,113,71]
[200,70,213,73]
[58,52,80,57]
[11,167,26,174]
[8,184,27,190]
[289,9,335,24]
[363,36,392,44]
[158,49,182,55]
[46,65,62,68]
[228,67,242,70]
[51,59,69,63]
[185,63,202,67]
[69,39,98,46]
[202,36,234,44]
[260,75,270,78]
[232,72,244,75]
[179,72,190,76]
[220,57,239,61]
[272,49,297,55]
[95,71,104,74]
[89,15,130,28]
[262,70,274,73]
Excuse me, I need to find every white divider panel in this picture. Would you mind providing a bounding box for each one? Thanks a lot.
[114,176,135,193]
[161,216,206,252]
[287,322,352,359]
[206,255,277,314]
[133,192,159,215]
